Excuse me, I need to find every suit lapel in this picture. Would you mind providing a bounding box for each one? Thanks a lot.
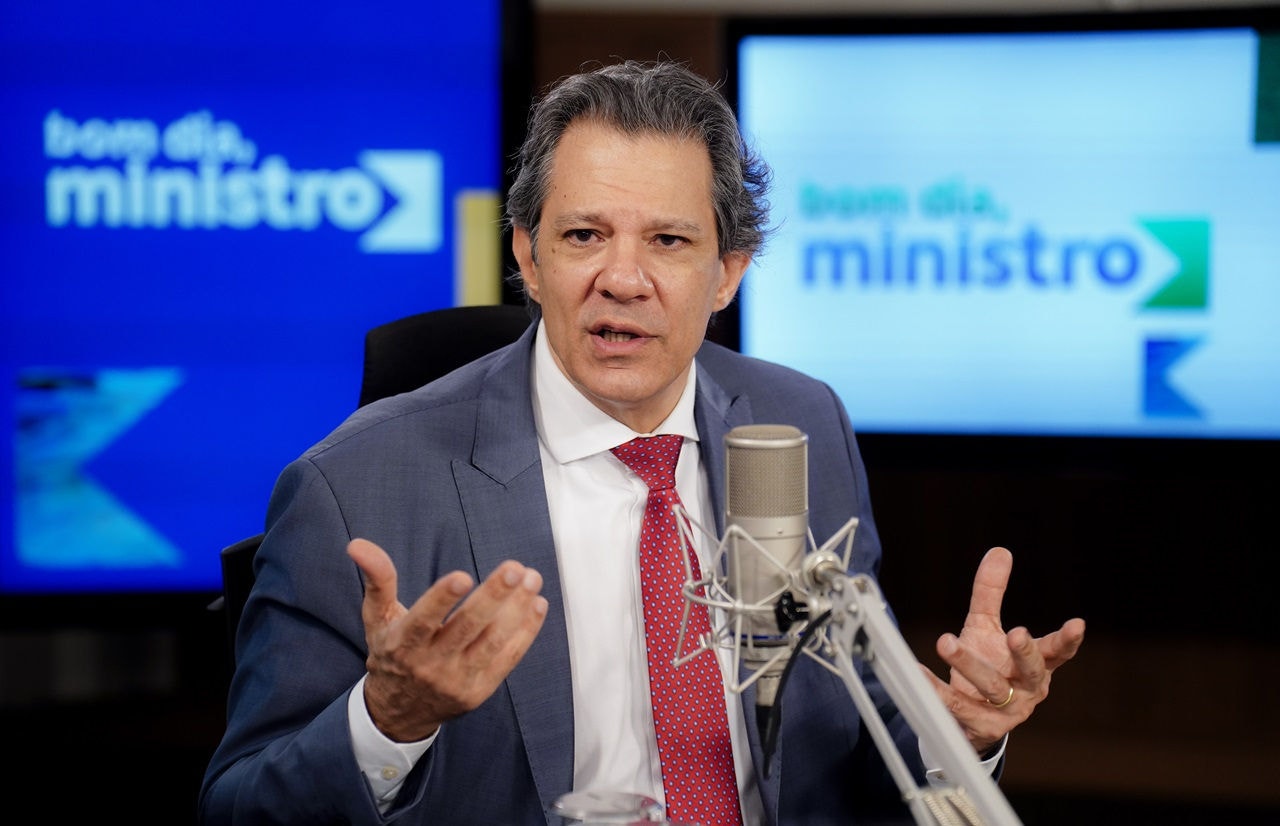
[454,328,575,816]
[693,360,752,539]
[693,360,783,823]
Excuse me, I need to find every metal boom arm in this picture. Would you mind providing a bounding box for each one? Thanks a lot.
[800,548,1022,826]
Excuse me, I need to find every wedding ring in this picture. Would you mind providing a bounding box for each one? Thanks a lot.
[990,686,1015,708]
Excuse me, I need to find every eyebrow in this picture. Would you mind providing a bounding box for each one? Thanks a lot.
[547,212,599,233]
[548,212,706,237]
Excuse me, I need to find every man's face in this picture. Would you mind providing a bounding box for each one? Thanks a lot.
[513,120,749,433]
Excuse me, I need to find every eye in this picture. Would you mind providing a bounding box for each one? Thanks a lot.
[564,229,596,245]
[654,233,688,248]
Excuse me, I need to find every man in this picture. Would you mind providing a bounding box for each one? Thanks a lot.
[199,60,1085,825]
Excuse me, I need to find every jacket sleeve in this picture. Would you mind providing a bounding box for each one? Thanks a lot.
[198,457,419,825]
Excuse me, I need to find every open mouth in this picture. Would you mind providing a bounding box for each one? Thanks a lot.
[598,328,640,343]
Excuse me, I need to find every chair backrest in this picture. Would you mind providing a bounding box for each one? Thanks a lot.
[216,533,263,660]
[358,303,533,407]
[214,303,534,665]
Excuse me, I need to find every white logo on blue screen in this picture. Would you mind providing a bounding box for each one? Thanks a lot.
[42,110,440,253]
[796,179,1155,290]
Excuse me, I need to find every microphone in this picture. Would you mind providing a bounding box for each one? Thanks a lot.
[723,424,809,770]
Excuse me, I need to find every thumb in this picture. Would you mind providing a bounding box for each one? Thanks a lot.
[347,537,404,627]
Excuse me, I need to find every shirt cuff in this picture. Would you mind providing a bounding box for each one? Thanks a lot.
[920,734,1006,787]
[348,674,437,810]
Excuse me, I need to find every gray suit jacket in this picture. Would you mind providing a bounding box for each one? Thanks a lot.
[199,325,923,825]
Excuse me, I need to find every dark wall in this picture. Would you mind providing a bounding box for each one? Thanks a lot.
[863,434,1279,811]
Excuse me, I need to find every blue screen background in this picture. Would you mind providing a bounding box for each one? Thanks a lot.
[735,25,1280,441]
[1,1,504,593]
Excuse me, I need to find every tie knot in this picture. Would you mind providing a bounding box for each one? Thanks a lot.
[611,434,683,492]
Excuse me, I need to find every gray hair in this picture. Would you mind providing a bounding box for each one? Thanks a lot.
[504,59,772,262]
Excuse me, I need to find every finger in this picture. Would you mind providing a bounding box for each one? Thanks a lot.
[937,632,1007,705]
[348,538,405,627]
[921,662,982,721]
[925,662,1017,755]
[392,569,477,651]
[1006,626,1047,693]
[410,564,547,708]
[411,560,538,655]
[464,567,548,663]
[965,547,1012,625]
[1037,616,1087,671]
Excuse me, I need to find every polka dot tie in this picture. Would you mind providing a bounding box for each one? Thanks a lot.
[611,435,742,826]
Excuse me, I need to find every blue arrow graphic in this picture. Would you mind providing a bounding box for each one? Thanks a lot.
[359,150,442,253]
[16,367,184,570]
[1143,337,1203,419]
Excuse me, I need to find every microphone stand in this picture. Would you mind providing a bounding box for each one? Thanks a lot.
[674,510,1023,826]
[804,551,1021,826]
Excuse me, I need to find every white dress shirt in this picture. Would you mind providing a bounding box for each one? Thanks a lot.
[527,320,765,824]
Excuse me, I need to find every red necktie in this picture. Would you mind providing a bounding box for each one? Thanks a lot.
[611,435,742,826]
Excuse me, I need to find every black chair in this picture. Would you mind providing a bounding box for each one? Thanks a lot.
[215,533,262,658]
[211,303,533,664]
[358,303,533,408]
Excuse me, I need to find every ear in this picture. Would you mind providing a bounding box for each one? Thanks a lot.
[512,227,540,303]
[713,251,751,311]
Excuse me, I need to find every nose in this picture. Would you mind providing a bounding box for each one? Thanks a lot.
[595,238,654,302]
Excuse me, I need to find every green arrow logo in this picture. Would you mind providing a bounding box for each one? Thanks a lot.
[1139,218,1210,310]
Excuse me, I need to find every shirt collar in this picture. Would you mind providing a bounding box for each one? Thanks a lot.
[531,318,700,465]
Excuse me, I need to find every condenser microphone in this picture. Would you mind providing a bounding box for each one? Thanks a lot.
[723,424,809,756]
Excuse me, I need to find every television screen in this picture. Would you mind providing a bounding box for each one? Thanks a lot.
[729,8,1280,440]
[1,0,520,597]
